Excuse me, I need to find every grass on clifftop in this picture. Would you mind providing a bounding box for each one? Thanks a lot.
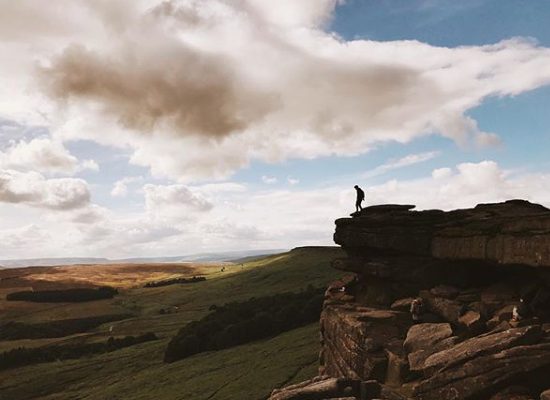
[0,246,345,400]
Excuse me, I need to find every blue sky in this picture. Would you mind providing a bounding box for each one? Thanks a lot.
[0,0,549,258]
[232,0,550,189]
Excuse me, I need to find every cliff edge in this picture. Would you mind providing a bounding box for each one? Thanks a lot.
[268,200,550,400]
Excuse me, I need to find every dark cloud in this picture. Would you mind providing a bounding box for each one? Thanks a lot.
[40,39,277,138]
[18,0,550,182]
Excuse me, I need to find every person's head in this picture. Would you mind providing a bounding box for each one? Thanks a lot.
[354,185,358,189]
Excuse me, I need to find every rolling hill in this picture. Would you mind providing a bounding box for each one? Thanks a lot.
[0,246,344,400]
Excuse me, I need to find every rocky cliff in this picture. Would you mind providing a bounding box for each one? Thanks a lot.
[268,200,550,400]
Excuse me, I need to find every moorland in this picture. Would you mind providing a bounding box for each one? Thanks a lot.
[0,246,344,400]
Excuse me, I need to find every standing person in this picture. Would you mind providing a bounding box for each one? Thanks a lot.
[354,185,365,212]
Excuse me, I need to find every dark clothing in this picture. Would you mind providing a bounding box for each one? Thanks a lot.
[355,187,365,202]
[355,187,365,212]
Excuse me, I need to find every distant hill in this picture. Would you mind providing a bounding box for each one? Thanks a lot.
[178,249,288,263]
[0,249,288,268]
[0,258,111,268]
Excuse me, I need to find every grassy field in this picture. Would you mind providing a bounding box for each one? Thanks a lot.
[0,246,345,400]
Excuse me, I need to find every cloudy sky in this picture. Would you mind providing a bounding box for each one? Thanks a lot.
[0,0,549,259]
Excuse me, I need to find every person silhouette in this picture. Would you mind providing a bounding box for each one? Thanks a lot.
[354,185,365,212]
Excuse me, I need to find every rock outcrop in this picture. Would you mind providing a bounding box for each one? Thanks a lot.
[268,200,550,400]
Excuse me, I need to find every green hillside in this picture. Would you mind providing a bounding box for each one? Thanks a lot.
[0,246,345,400]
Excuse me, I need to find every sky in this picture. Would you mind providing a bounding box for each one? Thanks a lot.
[0,0,549,259]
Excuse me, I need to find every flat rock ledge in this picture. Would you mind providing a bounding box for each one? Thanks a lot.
[269,201,550,400]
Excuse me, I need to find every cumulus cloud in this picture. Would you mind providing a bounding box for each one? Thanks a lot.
[0,160,549,259]
[0,0,544,182]
[432,167,452,180]
[79,159,99,172]
[70,204,108,224]
[144,183,214,220]
[0,138,76,173]
[3,1,550,259]
[0,224,52,252]
[111,176,143,197]
[0,138,98,175]
[262,175,278,184]
[0,169,90,210]
[362,160,539,210]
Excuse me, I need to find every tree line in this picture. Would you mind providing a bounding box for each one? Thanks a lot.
[6,286,118,303]
[0,332,158,371]
[0,314,134,340]
[164,285,325,363]
[144,276,206,288]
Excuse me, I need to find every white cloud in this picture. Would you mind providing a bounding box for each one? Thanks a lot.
[262,175,278,184]
[0,160,548,259]
[362,151,441,178]
[70,204,108,224]
[362,160,534,210]
[111,176,143,197]
[79,159,99,172]
[287,177,300,185]
[0,169,90,210]
[432,167,452,180]
[0,138,99,175]
[1,1,549,182]
[0,224,52,252]
[197,182,247,194]
[1,1,550,259]
[144,183,214,220]
[0,138,77,174]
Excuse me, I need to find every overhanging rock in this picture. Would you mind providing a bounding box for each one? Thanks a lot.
[335,200,550,268]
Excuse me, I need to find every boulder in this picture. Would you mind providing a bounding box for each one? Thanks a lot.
[321,305,412,381]
[385,351,408,387]
[458,310,485,335]
[413,342,550,400]
[267,376,361,400]
[422,326,542,374]
[419,291,464,325]
[403,323,459,372]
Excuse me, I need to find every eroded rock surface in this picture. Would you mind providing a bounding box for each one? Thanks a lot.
[269,201,550,400]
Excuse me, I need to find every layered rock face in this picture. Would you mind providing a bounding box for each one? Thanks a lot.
[268,200,550,400]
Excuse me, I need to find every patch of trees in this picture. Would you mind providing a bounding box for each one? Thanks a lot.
[144,276,206,288]
[164,285,325,363]
[6,286,118,303]
[0,314,134,340]
[0,332,158,371]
